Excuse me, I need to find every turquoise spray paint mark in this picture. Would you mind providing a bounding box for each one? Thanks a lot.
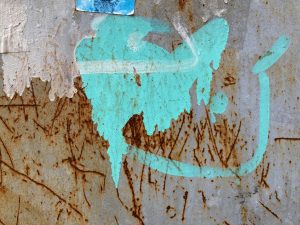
[76,16,229,187]
[208,91,228,123]
[75,15,290,186]
[127,35,290,178]
[252,36,291,74]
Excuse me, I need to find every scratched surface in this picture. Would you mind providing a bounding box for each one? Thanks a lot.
[0,0,300,225]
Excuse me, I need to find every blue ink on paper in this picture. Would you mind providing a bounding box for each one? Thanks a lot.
[76,0,135,15]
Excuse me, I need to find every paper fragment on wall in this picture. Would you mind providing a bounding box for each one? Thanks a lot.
[0,0,28,53]
[76,0,135,15]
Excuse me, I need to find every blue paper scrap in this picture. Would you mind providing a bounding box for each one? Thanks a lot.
[76,0,135,15]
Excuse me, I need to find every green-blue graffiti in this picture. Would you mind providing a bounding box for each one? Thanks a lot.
[127,36,290,179]
[75,15,290,187]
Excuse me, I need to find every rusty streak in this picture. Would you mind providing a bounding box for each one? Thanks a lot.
[206,109,242,179]
[181,191,188,221]
[0,159,83,217]
[193,147,202,167]
[205,107,223,165]
[260,162,270,188]
[163,173,168,192]
[157,132,166,156]
[195,120,207,149]
[0,149,2,185]
[77,141,85,161]
[116,189,129,211]
[30,82,39,118]
[258,201,281,221]
[225,121,242,165]
[123,158,145,225]
[275,191,281,202]
[16,196,20,225]
[0,116,13,133]
[169,115,185,158]
[114,216,120,225]
[68,160,105,177]
[82,177,91,208]
[0,137,14,168]
[0,218,5,225]
[178,134,189,158]
[198,190,206,208]
[66,119,76,162]
[20,96,28,121]
[139,164,145,193]
[0,104,39,107]
[207,144,215,162]
[33,119,48,133]
[78,102,81,125]
[50,98,66,131]
[56,209,63,225]
[274,137,300,141]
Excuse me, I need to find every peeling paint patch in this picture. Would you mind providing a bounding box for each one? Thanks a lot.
[0,1,101,100]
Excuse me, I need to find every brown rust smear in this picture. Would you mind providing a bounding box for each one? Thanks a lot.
[217,48,238,89]
[178,0,188,11]
[123,111,246,169]
[177,0,197,33]
[133,67,142,87]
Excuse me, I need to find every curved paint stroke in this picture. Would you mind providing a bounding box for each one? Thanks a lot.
[75,15,290,187]
[76,16,229,187]
[127,36,291,178]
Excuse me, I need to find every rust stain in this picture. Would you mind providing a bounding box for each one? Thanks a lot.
[198,190,207,208]
[259,162,270,188]
[181,191,188,221]
[274,137,300,141]
[123,111,246,169]
[16,196,21,225]
[178,0,188,11]
[123,158,145,225]
[0,76,109,224]
[166,205,177,219]
[133,67,142,87]
[258,201,281,222]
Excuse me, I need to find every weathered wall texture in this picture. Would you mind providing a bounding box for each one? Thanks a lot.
[0,1,299,225]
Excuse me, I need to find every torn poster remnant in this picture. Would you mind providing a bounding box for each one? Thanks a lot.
[76,0,135,15]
